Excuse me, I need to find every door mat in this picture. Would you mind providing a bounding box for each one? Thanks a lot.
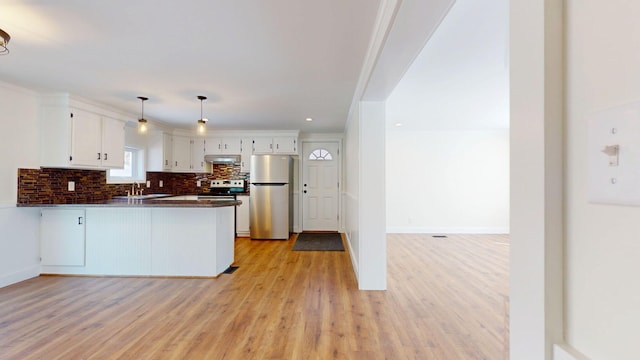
[222,266,239,274]
[292,232,345,251]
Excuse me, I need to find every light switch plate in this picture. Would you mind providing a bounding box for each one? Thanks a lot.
[588,101,640,206]
[197,180,202,187]
[68,181,75,191]
[146,180,151,187]
[159,180,163,188]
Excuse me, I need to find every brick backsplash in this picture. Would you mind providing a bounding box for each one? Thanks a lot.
[17,164,248,204]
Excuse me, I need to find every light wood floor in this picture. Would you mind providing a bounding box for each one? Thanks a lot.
[0,233,509,359]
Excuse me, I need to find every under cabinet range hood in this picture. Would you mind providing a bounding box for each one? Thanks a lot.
[204,154,241,165]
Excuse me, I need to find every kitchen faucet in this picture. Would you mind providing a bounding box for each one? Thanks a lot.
[128,182,144,197]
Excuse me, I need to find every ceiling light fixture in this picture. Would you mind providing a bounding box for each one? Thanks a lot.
[197,95,208,135]
[0,28,11,55]
[137,96,149,134]
[305,117,313,122]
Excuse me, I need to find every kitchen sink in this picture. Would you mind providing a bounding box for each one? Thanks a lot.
[112,194,173,200]
[156,195,237,201]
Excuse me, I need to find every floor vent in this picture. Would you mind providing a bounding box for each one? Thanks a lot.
[222,266,239,274]
[432,235,448,238]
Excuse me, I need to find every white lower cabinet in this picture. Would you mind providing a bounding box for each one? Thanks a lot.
[40,207,235,277]
[85,208,152,275]
[236,195,250,237]
[40,209,86,267]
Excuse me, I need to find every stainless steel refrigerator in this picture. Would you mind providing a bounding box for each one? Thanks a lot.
[250,155,291,239]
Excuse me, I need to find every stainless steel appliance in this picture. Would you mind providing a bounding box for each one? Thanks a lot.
[200,179,245,200]
[250,155,291,240]
[201,179,245,237]
[204,154,241,165]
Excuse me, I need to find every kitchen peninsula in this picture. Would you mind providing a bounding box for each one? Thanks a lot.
[18,197,240,278]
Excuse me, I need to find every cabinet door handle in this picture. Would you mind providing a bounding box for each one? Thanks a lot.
[104,153,108,161]
[175,161,178,166]
[165,160,168,166]
[276,144,279,149]
[78,216,83,225]
[97,153,101,160]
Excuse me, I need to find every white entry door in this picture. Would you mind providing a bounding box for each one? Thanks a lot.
[302,141,340,231]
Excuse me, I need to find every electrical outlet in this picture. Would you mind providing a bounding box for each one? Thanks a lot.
[159,180,163,188]
[197,180,202,187]
[146,180,151,187]
[68,181,75,191]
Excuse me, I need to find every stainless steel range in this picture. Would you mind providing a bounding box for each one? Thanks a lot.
[200,179,245,200]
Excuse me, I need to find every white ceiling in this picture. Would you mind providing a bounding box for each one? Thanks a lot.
[386,0,509,132]
[0,0,380,132]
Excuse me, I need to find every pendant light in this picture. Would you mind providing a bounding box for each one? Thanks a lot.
[0,28,10,55]
[197,95,208,135]
[137,96,149,134]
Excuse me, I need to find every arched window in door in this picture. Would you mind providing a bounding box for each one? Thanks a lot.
[308,148,333,161]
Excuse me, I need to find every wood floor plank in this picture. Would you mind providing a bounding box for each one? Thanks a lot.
[0,233,509,359]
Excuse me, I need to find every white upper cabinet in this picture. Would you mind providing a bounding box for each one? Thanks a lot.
[69,109,102,167]
[70,110,125,168]
[191,137,206,172]
[40,95,126,169]
[252,137,274,154]
[206,137,241,154]
[171,135,208,173]
[147,132,173,172]
[240,137,253,173]
[172,135,192,172]
[99,116,126,167]
[273,136,297,154]
[253,136,298,155]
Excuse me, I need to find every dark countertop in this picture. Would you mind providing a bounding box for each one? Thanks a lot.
[17,197,242,208]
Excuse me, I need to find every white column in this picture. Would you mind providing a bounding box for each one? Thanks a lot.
[510,0,564,359]
[357,101,387,290]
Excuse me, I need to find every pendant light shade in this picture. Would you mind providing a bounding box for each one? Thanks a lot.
[197,95,208,135]
[137,96,149,134]
[0,28,10,55]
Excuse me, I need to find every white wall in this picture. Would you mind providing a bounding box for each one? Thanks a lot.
[343,101,387,290]
[0,81,42,287]
[564,1,640,359]
[344,104,360,280]
[386,129,509,233]
[383,0,509,234]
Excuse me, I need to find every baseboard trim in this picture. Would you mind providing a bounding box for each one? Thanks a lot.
[386,226,510,234]
[344,232,359,280]
[553,344,590,360]
[0,265,40,289]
